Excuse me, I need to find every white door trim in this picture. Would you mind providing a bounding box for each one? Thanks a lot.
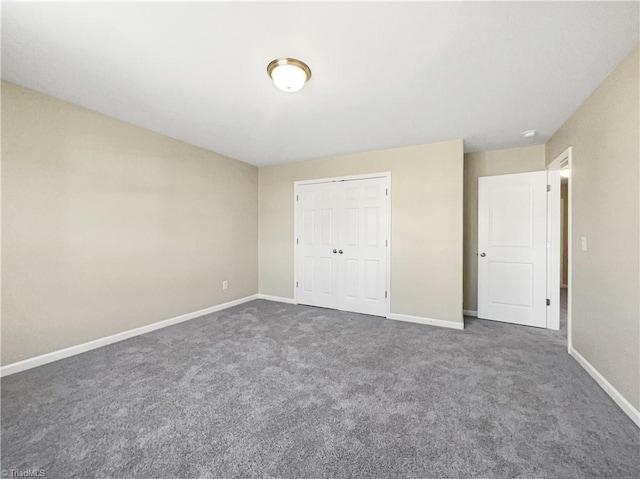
[547,147,572,350]
[293,172,392,318]
[295,172,391,186]
[547,169,561,330]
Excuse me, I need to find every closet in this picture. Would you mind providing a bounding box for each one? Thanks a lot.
[295,174,390,317]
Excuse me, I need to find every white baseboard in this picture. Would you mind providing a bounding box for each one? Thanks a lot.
[0,294,260,378]
[463,309,478,317]
[387,313,464,330]
[569,346,640,428]
[257,294,296,304]
[258,299,463,331]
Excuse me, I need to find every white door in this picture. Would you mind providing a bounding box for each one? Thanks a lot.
[478,171,548,328]
[338,178,388,316]
[296,176,389,317]
[296,183,340,309]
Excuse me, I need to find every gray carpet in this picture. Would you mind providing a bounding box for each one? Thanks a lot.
[560,287,568,337]
[2,300,638,478]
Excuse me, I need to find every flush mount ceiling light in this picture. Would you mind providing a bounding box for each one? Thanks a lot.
[522,130,537,138]
[267,58,311,93]
[560,169,571,178]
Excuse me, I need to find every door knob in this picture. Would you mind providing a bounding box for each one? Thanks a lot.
[332,249,337,254]
[339,249,343,254]
[480,252,486,257]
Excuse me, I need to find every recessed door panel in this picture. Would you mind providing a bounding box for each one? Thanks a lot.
[302,256,314,292]
[364,260,379,300]
[344,208,359,246]
[345,186,359,201]
[344,259,359,298]
[365,185,379,199]
[303,190,315,203]
[489,185,534,248]
[488,262,533,307]
[320,209,333,245]
[303,210,314,245]
[365,207,380,247]
[320,257,333,295]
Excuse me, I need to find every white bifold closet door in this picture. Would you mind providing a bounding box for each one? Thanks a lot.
[296,176,388,317]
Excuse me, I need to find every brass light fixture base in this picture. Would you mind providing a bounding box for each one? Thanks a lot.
[267,58,312,82]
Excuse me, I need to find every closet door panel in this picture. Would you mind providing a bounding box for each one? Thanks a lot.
[337,178,388,317]
[296,184,339,309]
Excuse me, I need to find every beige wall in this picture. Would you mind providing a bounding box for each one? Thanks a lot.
[1,82,258,365]
[463,145,546,311]
[546,44,639,411]
[259,140,464,324]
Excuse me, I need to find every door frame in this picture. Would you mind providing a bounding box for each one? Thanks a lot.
[547,168,561,330]
[293,172,392,318]
[547,147,572,349]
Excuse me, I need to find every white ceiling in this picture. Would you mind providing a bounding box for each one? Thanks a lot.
[2,2,638,166]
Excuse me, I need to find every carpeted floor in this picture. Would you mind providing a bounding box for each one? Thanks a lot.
[2,300,638,478]
[560,287,568,337]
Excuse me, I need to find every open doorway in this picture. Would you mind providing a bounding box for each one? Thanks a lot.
[560,175,569,336]
[548,147,572,350]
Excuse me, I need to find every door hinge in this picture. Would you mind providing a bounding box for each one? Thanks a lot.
[296,238,299,244]
[386,188,388,196]
[385,240,388,247]
[546,298,550,306]
[547,185,551,192]
[385,291,388,298]
[296,282,299,288]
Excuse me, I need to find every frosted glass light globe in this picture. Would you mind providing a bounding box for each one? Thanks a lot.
[271,64,307,92]
[267,58,311,93]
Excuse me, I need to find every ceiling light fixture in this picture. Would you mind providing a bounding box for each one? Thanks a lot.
[560,169,571,178]
[267,58,311,93]
[522,130,537,138]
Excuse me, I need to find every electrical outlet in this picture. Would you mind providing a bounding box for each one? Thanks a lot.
[222,280,228,290]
